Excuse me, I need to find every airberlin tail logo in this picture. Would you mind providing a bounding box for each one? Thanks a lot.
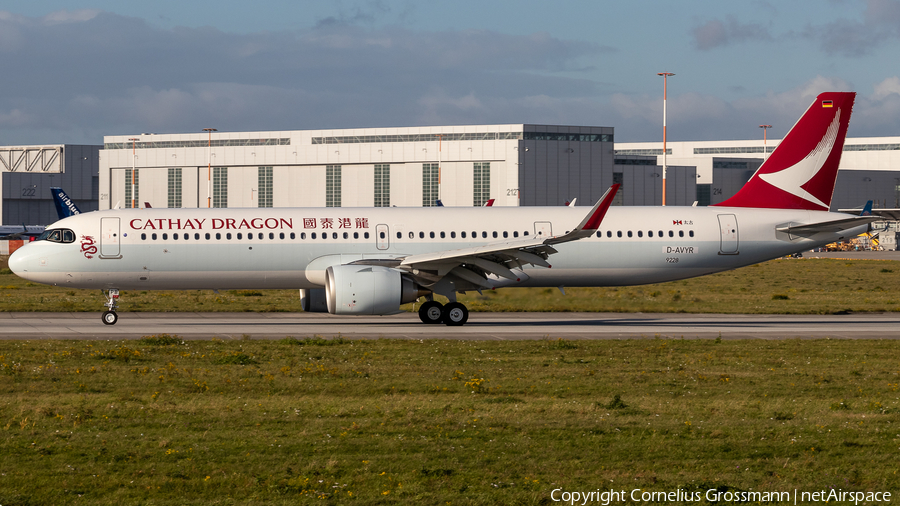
[757,109,841,210]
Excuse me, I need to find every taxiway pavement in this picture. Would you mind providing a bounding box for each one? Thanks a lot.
[0,311,897,340]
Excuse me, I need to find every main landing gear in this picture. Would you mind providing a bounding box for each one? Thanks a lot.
[418,300,469,326]
[101,289,120,325]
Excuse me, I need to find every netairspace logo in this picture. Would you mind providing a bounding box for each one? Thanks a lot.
[549,488,892,505]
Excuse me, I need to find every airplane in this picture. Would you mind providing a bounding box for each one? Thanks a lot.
[51,187,83,219]
[8,92,876,327]
[0,224,44,240]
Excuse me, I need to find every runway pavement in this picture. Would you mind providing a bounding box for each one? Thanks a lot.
[0,311,898,340]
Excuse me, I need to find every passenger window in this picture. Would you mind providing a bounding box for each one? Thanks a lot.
[396,232,401,239]
[173,233,179,240]
[311,233,316,239]
[482,231,487,238]
[430,232,435,238]
[152,233,158,240]
[617,231,622,238]
[658,230,663,237]
[259,233,264,240]
[162,233,168,240]
[280,232,285,239]
[607,231,612,238]
[493,231,498,238]
[514,231,519,238]
[503,231,508,238]
[364,232,370,239]
[638,231,643,238]
[461,231,467,238]
[301,233,307,239]
[627,231,633,238]
[195,233,201,240]
[679,231,684,237]
[524,231,529,236]
[290,233,295,239]
[409,232,414,239]
[419,232,425,239]
[226,233,232,240]
[269,233,274,239]
[352,232,358,239]
[440,231,445,238]
[689,230,694,237]
[668,231,674,237]
[451,231,456,238]
[380,232,385,239]
[141,233,146,240]
[648,231,653,238]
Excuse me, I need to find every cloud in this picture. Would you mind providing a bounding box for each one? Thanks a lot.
[802,0,900,56]
[691,16,773,50]
[0,9,609,144]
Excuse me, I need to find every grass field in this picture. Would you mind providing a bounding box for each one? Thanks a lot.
[2,258,900,315]
[1,337,898,504]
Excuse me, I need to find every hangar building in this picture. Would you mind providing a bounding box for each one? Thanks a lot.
[98,124,698,211]
[1,144,100,225]
[616,137,900,211]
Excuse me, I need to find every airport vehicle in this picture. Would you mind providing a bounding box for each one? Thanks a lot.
[9,92,875,326]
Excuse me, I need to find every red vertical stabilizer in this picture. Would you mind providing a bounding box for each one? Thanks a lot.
[714,92,855,210]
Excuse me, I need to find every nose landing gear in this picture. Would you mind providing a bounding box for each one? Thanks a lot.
[101,289,119,325]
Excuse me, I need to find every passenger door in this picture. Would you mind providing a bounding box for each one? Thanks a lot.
[717,214,739,255]
[100,217,122,258]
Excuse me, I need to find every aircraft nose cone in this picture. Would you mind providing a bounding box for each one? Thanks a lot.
[8,245,31,276]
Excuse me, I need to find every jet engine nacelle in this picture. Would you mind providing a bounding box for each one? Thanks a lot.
[325,265,424,315]
[300,288,328,313]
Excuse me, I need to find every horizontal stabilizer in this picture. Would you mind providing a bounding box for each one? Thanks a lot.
[776,216,878,235]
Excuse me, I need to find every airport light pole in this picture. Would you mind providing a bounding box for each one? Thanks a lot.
[657,72,674,206]
[203,128,217,208]
[759,124,772,162]
[128,138,139,209]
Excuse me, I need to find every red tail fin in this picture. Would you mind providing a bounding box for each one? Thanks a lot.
[715,92,855,210]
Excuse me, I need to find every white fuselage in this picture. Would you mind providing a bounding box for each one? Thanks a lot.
[9,205,865,291]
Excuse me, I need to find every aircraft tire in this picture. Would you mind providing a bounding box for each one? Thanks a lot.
[418,301,444,324]
[442,302,468,326]
[101,311,118,325]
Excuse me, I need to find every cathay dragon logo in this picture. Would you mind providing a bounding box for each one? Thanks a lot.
[80,235,97,259]
[758,109,841,209]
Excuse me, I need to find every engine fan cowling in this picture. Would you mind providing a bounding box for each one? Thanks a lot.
[325,265,423,315]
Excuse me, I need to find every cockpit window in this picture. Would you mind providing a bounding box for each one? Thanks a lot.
[36,228,76,243]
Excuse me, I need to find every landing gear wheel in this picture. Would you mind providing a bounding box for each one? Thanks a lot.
[101,310,118,325]
[419,301,444,324]
[442,302,468,326]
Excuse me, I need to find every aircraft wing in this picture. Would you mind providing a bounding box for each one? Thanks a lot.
[776,216,879,235]
[367,185,619,290]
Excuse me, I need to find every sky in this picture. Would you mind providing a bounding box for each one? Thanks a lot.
[2,0,900,145]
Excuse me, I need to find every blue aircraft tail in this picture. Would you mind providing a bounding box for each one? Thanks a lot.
[860,200,873,216]
[51,187,82,219]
